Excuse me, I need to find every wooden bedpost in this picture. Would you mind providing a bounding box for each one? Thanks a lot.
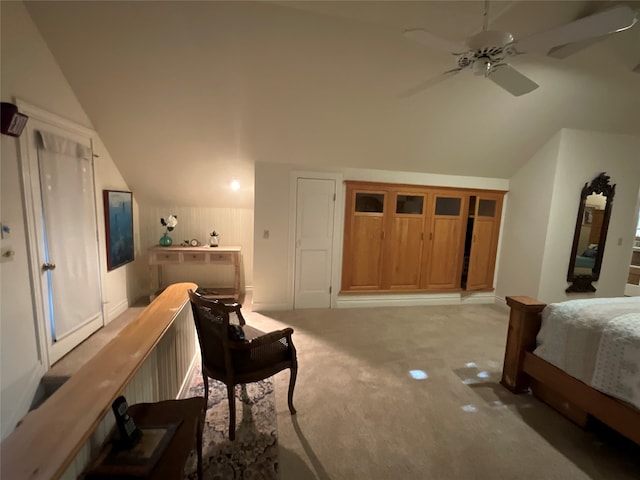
[500,296,546,393]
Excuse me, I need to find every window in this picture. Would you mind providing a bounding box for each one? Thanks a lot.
[396,195,424,214]
[434,197,461,216]
[355,193,384,213]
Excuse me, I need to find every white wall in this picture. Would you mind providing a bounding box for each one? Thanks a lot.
[497,128,640,305]
[537,129,640,303]
[0,133,42,442]
[495,132,561,302]
[92,135,143,320]
[0,1,135,439]
[253,161,510,310]
[254,163,294,309]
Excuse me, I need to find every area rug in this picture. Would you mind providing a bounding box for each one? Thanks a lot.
[182,359,279,479]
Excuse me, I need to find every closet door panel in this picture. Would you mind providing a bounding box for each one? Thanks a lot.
[466,195,503,291]
[425,217,463,288]
[466,219,494,289]
[341,185,387,291]
[349,216,385,288]
[422,193,466,290]
[386,216,424,289]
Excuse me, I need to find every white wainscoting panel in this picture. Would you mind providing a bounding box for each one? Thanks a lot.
[140,205,254,290]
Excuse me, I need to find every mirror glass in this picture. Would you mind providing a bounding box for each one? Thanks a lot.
[566,173,615,293]
[571,193,605,276]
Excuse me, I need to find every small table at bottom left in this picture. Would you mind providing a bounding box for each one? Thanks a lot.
[85,397,206,480]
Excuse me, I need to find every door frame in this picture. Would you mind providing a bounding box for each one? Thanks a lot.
[16,99,104,369]
[289,171,344,309]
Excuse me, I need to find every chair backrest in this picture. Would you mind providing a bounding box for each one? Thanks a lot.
[188,289,232,373]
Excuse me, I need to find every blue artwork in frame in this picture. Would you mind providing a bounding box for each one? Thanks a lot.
[103,190,134,271]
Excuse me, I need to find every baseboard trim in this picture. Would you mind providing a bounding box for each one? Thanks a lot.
[459,292,497,304]
[251,301,292,312]
[336,292,496,308]
[106,298,129,323]
[493,295,509,310]
[176,351,199,399]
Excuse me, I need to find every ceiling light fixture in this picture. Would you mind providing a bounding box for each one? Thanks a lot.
[230,180,240,191]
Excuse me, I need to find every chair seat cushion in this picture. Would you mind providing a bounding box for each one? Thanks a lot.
[241,325,266,341]
[232,326,292,374]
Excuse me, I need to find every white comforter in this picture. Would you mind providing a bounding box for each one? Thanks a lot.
[534,297,640,409]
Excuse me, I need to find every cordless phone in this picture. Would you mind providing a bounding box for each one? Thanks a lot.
[111,395,141,448]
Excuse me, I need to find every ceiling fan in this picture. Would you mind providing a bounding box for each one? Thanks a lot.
[401,2,638,97]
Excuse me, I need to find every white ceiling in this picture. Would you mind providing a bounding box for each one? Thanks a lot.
[24,1,640,208]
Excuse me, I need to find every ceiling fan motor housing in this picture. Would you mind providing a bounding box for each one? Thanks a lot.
[459,30,516,76]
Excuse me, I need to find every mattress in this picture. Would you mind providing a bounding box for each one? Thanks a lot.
[534,297,640,409]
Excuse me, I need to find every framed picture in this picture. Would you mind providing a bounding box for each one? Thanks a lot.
[583,206,594,225]
[103,190,134,271]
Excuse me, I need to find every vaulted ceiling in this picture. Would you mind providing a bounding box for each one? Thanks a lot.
[24,1,640,208]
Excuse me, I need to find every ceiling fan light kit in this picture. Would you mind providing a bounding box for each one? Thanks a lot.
[401,3,639,97]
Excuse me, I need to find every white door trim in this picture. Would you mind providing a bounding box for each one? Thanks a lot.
[289,171,344,309]
[15,99,104,368]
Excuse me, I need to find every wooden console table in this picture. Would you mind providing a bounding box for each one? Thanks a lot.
[148,246,241,299]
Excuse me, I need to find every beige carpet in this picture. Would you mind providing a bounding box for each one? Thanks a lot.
[182,363,278,479]
[241,303,640,480]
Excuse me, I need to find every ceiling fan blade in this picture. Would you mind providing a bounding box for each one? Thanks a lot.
[546,36,604,59]
[398,68,462,98]
[516,5,638,54]
[488,64,539,96]
[403,28,466,54]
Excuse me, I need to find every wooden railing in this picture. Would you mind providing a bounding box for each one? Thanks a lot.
[0,282,199,480]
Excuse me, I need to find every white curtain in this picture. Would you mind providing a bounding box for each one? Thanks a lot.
[37,131,102,341]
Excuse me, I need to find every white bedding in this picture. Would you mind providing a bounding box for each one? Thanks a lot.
[534,297,640,409]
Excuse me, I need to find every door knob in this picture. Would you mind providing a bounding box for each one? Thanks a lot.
[42,262,56,271]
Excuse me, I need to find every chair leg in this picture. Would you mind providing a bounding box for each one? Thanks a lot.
[227,384,236,440]
[196,404,204,480]
[288,364,297,415]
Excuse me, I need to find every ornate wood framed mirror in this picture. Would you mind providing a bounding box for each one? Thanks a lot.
[566,172,615,293]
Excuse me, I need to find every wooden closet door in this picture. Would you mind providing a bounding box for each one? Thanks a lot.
[421,193,466,290]
[384,192,426,290]
[342,189,387,290]
[466,194,504,291]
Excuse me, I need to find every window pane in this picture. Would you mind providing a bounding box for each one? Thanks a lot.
[435,197,461,216]
[355,193,384,213]
[396,195,423,214]
[478,199,496,217]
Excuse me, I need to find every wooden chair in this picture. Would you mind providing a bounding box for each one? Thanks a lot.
[188,289,297,440]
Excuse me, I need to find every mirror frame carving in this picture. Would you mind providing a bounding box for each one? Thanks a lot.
[566,172,616,293]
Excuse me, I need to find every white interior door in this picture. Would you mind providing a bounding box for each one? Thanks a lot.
[294,178,336,308]
[21,113,104,365]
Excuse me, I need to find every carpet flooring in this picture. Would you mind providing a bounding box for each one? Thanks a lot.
[240,303,640,480]
[182,360,279,479]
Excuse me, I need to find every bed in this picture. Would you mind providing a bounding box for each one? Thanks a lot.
[501,296,640,445]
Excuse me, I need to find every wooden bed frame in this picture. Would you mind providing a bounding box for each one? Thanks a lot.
[500,296,640,445]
